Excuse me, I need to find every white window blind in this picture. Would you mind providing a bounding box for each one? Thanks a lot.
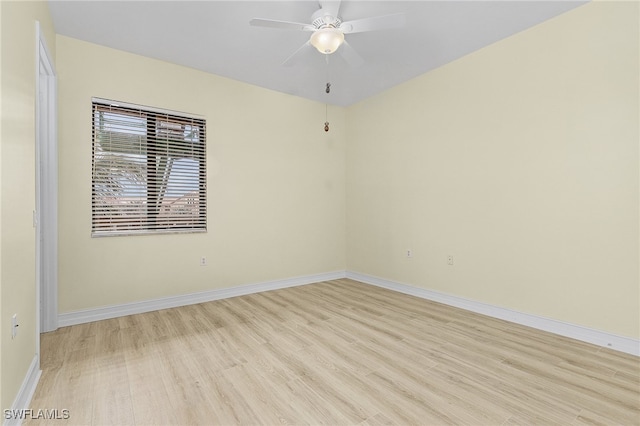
[91,99,206,236]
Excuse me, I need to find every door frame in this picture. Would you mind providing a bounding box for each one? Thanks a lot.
[35,21,58,349]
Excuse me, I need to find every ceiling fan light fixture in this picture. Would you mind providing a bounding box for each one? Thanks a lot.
[310,27,344,54]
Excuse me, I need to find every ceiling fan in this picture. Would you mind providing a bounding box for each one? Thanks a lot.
[250,0,405,67]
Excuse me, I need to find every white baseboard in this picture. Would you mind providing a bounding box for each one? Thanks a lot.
[58,271,347,327]
[4,355,41,426]
[346,271,639,357]
[56,269,638,357]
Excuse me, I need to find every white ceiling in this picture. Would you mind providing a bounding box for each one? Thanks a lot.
[47,1,586,107]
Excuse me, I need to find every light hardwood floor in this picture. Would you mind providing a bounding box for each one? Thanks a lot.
[27,279,639,425]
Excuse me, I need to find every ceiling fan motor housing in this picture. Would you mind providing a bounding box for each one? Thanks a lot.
[311,8,341,29]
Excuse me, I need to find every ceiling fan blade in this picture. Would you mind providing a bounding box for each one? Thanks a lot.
[338,41,364,68]
[319,0,342,19]
[250,18,315,31]
[281,41,313,67]
[340,13,406,34]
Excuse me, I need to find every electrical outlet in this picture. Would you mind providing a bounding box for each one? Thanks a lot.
[200,257,207,266]
[406,249,413,259]
[11,314,18,339]
[447,255,454,265]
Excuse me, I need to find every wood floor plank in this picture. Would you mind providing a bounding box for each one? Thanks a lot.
[221,363,299,425]
[91,360,135,426]
[282,378,355,425]
[358,412,394,426]
[27,278,639,425]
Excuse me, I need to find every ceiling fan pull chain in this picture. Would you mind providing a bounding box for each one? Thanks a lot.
[325,54,331,93]
[324,103,329,132]
[324,55,330,132]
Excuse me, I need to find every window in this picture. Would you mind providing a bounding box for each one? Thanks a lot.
[91,98,206,236]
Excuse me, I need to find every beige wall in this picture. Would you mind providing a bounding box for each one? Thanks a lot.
[56,36,346,313]
[0,0,56,411]
[346,1,639,339]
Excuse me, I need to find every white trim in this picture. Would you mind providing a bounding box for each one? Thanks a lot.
[58,271,346,327]
[35,21,58,334]
[4,356,42,426]
[346,271,640,357]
